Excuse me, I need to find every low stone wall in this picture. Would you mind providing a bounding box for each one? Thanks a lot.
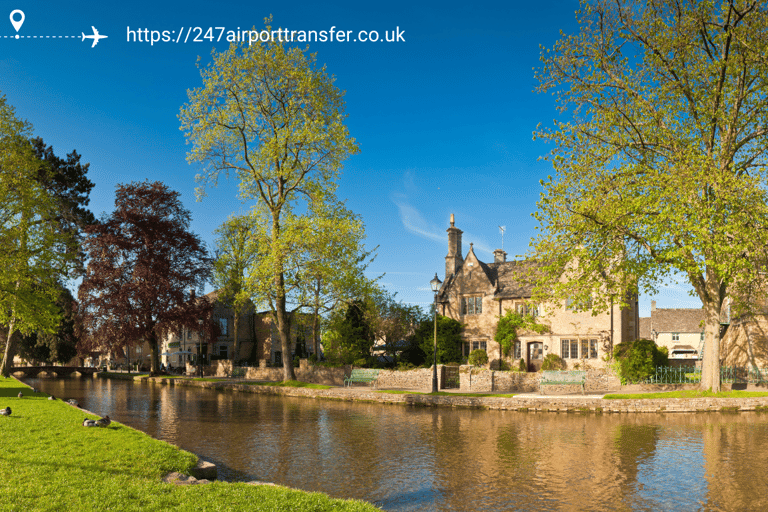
[377,367,438,390]
[459,366,621,393]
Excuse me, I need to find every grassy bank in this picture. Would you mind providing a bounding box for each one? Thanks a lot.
[245,380,333,390]
[0,378,379,511]
[604,390,768,399]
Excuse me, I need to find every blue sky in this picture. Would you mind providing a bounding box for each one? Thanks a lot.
[0,0,699,316]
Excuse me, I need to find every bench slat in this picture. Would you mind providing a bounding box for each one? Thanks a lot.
[539,370,586,395]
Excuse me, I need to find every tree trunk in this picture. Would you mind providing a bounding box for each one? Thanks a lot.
[700,277,723,392]
[149,332,160,375]
[1,318,17,378]
[313,277,321,358]
[272,212,295,381]
[232,313,239,363]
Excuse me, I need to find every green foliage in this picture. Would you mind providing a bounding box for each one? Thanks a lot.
[180,18,359,382]
[324,300,375,364]
[468,349,489,367]
[409,315,464,365]
[518,358,527,372]
[494,309,548,357]
[17,284,79,364]
[0,96,78,376]
[540,354,565,371]
[612,339,670,385]
[532,0,768,392]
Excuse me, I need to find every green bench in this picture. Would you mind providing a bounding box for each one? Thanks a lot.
[540,370,586,395]
[344,368,380,389]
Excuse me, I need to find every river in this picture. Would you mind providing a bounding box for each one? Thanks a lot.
[24,376,768,511]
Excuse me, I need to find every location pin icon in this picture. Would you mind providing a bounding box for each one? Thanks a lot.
[10,10,24,32]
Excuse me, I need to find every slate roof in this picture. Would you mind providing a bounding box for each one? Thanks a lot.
[651,308,705,333]
[639,317,651,339]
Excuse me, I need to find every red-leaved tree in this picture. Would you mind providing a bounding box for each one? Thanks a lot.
[77,181,212,374]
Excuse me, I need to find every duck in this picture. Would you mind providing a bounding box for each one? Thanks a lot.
[82,418,98,427]
[31,387,38,393]
[0,407,10,416]
[95,415,111,427]
[48,395,55,400]
[67,399,79,407]
[17,392,22,398]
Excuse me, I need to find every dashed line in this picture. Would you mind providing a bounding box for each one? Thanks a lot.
[3,35,79,39]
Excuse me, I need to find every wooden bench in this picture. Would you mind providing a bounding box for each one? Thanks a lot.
[344,368,380,389]
[539,370,586,395]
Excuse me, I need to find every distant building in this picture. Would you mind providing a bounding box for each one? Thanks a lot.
[640,301,704,361]
[436,214,639,370]
[161,290,312,367]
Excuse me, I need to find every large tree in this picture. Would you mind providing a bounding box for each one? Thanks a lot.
[180,21,359,380]
[0,96,76,376]
[77,181,212,375]
[532,0,768,391]
[17,284,79,365]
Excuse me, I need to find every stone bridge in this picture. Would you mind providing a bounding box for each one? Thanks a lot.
[11,366,100,377]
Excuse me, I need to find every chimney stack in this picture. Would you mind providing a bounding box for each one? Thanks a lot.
[445,214,463,279]
[651,300,656,312]
[493,249,507,263]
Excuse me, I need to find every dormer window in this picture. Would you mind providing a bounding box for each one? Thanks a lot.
[462,296,483,315]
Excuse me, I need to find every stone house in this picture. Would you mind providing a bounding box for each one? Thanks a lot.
[161,290,312,367]
[436,215,639,371]
[638,302,705,361]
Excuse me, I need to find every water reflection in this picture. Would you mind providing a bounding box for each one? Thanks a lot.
[25,377,768,511]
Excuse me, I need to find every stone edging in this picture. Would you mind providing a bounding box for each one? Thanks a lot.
[130,375,768,414]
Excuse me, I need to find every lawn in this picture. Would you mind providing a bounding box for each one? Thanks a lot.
[604,390,768,399]
[0,377,378,511]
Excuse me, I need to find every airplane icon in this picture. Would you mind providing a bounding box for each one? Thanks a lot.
[81,26,107,47]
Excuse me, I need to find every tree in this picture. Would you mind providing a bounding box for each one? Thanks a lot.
[180,20,359,380]
[17,284,79,365]
[77,181,212,375]
[0,96,76,376]
[212,213,258,362]
[326,300,376,364]
[532,0,768,391]
[409,315,464,366]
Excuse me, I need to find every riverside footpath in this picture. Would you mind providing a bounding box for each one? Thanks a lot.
[103,372,768,414]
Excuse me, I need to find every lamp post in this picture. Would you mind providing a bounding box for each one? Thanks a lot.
[430,273,442,393]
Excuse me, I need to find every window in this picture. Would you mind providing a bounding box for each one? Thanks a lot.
[218,318,228,336]
[462,296,483,315]
[219,344,228,359]
[672,333,680,342]
[514,341,521,359]
[565,296,592,312]
[561,338,599,359]
[515,303,538,317]
[471,341,487,352]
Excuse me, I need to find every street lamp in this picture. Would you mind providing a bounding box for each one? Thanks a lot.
[430,273,442,393]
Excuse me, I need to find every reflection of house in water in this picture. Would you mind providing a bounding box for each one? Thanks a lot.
[161,290,312,367]
[639,301,705,362]
[436,215,639,370]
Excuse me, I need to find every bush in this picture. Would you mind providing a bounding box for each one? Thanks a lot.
[612,338,669,384]
[308,353,318,364]
[518,358,527,372]
[540,353,566,371]
[396,361,417,371]
[467,349,488,366]
[352,358,368,367]
[497,359,511,371]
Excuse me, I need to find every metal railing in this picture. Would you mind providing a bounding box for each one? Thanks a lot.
[644,366,768,384]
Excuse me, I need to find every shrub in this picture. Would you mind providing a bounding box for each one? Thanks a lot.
[540,353,565,371]
[396,361,416,371]
[308,353,318,364]
[518,358,527,372]
[468,349,488,366]
[497,359,511,371]
[612,339,669,384]
[352,358,368,367]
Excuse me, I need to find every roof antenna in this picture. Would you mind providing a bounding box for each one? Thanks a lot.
[498,225,506,251]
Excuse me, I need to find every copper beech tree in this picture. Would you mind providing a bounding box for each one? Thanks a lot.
[77,181,213,374]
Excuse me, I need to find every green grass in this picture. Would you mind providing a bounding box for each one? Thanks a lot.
[604,390,768,399]
[191,378,227,382]
[375,390,516,398]
[245,380,332,390]
[0,377,379,511]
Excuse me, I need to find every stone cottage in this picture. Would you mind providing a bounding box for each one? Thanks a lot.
[436,215,639,370]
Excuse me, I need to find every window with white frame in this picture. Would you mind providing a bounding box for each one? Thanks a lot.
[672,333,680,342]
[462,296,483,315]
[471,340,487,352]
[515,303,539,317]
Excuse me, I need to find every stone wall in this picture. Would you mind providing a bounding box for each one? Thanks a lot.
[459,366,621,393]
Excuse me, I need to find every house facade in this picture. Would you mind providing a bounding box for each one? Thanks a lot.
[436,215,639,370]
[638,302,705,361]
[161,290,312,367]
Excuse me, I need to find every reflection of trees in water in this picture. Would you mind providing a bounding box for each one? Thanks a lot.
[612,423,661,482]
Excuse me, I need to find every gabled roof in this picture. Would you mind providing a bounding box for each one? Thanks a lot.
[652,308,705,333]
[438,257,538,301]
